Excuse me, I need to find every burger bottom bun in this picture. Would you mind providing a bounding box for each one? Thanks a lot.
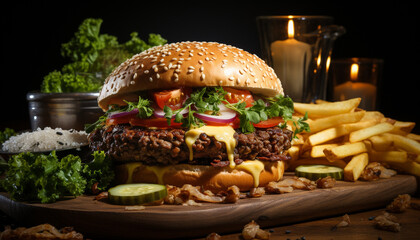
[114,160,285,193]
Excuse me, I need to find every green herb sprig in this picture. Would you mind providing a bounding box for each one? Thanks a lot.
[1,151,114,203]
[41,18,167,93]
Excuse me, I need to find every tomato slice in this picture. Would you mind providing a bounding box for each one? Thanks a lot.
[253,117,284,128]
[153,87,191,110]
[223,87,254,108]
[106,116,133,126]
[130,117,182,128]
[202,117,240,129]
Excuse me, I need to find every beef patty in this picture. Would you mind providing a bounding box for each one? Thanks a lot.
[88,124,293,167]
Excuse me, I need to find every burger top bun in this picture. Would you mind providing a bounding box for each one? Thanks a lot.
[98,41,284,111]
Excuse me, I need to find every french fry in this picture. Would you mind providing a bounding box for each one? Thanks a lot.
[310,143,339,158]
[309,111,366,133]
[288,145,301,162]
[360,111,385,122]
[343,119,379,132]
[324,142,367,161]
[382,133,420,154]
[392,121,415,133]
[406,133,420,142]
[389,161,420,178]
[314,99,330,104]
[349,122,394,143]
[294,98,361,118]
[369,150,410,164]
[307,125,349,146]
[344,153,369,181]
[368,135,394,151]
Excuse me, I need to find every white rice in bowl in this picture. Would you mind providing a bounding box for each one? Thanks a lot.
[1,127,88,153]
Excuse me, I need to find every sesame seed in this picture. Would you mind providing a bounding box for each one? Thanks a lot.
[174,77,179,82]
[239,69,244,75]
[254,78,258,83]
[188,66,195,69]
[237,78,241,84]
[133,73,137,79]
[189,53,194,57]
[200,73,205,81]
[199,66,204,72]
[198,60,203,64]
[168,63,173,69]
[144,70,150,74]
[187,69,194,74]
[221,64,226,68]
[178,60,183,64]
[198,52,204,56]
[174,73,179,78]
[228,76,235,81]
[163,66,169,71]
[175,69,181,73]
[218,80,223,85]
[149,77,153,82]
[153,67,158,72]
[159,63,166,67]
[171,58,177,61]
[130,81,135,85]
[156,73,160,79]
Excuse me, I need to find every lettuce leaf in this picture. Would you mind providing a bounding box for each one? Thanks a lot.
[1,151,114,203]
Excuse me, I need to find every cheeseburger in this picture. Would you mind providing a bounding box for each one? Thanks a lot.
[88,41,306,193]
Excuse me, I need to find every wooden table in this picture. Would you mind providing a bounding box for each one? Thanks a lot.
[196,198,420,240]
[1,175,419,240]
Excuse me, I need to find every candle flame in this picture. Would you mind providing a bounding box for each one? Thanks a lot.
[287,20,295,39]
[350,63,359,81]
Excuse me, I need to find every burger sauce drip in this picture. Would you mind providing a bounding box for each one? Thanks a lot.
[185,126,237,168]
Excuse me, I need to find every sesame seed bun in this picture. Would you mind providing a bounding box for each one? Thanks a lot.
[98,41,284,111]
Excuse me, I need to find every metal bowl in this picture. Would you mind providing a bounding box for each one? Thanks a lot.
[27,92,104,131]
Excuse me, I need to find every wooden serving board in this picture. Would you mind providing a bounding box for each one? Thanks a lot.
[0,174,417,240]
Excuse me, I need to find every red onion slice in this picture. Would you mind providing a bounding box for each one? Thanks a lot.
[109,109,139,119]
[194,104,237,124]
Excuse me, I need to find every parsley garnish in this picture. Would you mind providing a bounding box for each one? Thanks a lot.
[86,87,310,137]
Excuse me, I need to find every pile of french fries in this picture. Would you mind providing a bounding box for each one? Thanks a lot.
[287,98,420,181]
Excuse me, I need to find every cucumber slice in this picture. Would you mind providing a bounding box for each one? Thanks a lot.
[108,183,167,205]
[295,165,344,180]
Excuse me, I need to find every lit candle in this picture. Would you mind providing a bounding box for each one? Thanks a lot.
[334,63,377,110]
[270,19,312,101]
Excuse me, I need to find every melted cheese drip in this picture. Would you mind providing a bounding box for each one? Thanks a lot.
[185,126,237,168]
[124,162,142,183]
[145,165,169,184]
[236,160,265,187]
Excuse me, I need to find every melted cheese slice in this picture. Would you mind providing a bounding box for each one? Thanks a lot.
[185,125,237,168]
[122,159,278,188]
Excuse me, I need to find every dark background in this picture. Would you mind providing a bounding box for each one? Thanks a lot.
[1,0,419,133]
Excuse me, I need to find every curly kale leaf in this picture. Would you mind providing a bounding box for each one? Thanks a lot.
[41,18,167,93]
[1,152,86,203]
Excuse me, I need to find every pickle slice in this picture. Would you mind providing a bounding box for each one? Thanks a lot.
[295,165,344,180]
[108,183,167,205]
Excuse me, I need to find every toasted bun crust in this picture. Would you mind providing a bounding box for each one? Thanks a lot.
[98,41,283,111]
[115,161,285,193]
